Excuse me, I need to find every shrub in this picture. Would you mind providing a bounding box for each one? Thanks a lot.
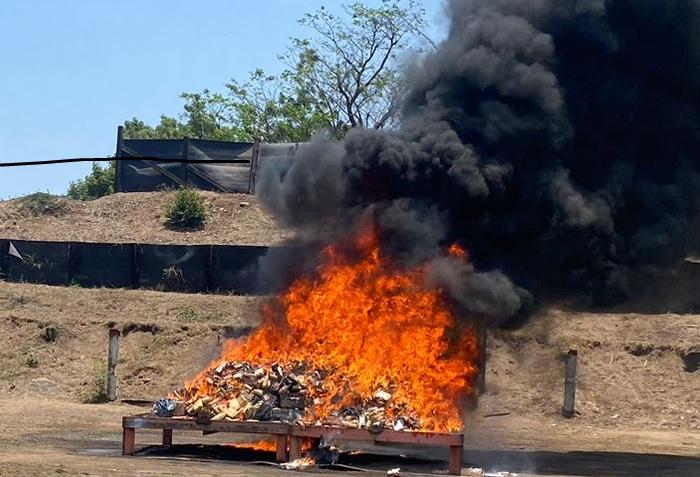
[25,355,39,368]
[164,189,206,228]
[67,161,115,200]
[19,192,66,216]
[161,264,186,290]
[83,360,109,404]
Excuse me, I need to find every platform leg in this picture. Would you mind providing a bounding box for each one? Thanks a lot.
[122,427,135,455]
[289,436,303,461]
[162,428,173,446]
[448,445,463,475]
[275,434,289,463]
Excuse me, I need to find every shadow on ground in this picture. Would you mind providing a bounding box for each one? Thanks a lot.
[136,444,700,477]
[465,449,700,477]
[142,444,448,473]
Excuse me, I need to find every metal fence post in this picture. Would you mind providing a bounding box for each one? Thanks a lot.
[249,141,261,194]
[183,138,190,187]
[115,125,124,192]
[205,245,214,292]
[562,350,578,418]
[0,240,9,279]
[129,244,139,289]
[67,242,78,284]
[107,328,121,401]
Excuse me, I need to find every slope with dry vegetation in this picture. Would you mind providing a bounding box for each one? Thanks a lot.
[0,281,697,437]
[0,190,697,462]
[0,191,290,245]
[0,282,263,402]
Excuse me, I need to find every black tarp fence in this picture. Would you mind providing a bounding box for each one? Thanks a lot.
[0,238,273,295]
[212,245,269,295]
[114,127,306,194]
[138,244,209,292]
[116,137,256,194]
[72,242,134,288]
[5,239,72,286]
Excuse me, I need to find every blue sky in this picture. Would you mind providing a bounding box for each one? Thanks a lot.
[0,0,447,199]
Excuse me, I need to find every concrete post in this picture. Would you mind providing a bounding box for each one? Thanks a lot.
[107,328,121,401]
[562,350,578,418]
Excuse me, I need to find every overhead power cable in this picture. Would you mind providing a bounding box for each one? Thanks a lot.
[0,157,251,167]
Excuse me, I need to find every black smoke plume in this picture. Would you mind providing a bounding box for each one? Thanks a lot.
[257,0,700,324]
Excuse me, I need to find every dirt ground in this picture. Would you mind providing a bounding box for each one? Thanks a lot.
[483,309,700,432]
[0,191,291,245]
[0,282,264,402]
[0,281,698,476]
[1,282,697,432]
[0,398,697,477]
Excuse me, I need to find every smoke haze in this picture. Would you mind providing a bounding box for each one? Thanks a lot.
[257,0,700,324]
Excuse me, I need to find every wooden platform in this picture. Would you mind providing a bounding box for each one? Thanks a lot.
[122,414,464,474]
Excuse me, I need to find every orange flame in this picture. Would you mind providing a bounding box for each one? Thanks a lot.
[226,439,277,451]
[448,243,468,259]
[186,227,479,432]
[226,438,313,453]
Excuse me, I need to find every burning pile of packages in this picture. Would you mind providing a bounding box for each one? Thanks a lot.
[159,360,421,431]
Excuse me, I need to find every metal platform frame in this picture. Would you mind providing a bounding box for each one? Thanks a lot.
[122,414,464,474]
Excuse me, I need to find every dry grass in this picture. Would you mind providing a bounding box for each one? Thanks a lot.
[1,191,697,468]
[0,191,291,245]
[483,309,700,432]
[0,281,264,401]
[1,281,698,435]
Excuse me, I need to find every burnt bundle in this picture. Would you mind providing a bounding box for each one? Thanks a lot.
[162,360,420,431]
[170,361,312,424]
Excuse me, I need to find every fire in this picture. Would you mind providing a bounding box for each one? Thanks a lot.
[185,227,478,432]
[226,439,277,452]
[448,243,468,259]
[226,439,313,453]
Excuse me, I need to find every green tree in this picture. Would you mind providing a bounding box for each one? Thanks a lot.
[123,74,327,143]
[67,162,115,200]
[180,90,238,140]
[120,1,430,142]
[123,116,190,139]
[74,1,430,199]
[123,92,239,141]
[285,0,432,135]
[225,69,330,142]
